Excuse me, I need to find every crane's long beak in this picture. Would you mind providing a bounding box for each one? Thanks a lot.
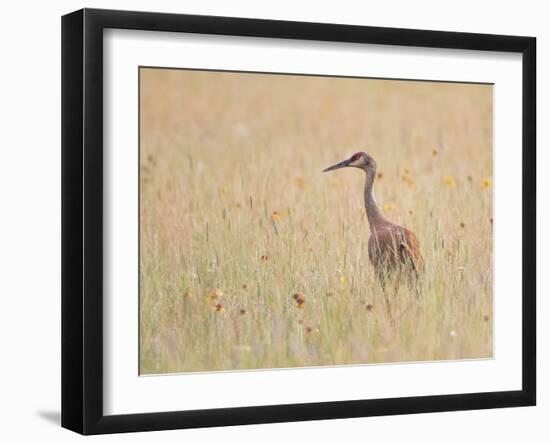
[322,158,350,172]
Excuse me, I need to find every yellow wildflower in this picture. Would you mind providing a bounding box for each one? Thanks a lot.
[444,176,456,188]
[207,288,223,303]
[213,303,225,313]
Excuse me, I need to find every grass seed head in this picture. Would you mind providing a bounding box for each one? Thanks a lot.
[292,292,306,308]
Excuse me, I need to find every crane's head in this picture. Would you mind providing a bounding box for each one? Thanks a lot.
[322,152,376,173]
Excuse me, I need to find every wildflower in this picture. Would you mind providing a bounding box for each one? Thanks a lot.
[482,178,492,189]
[304,323,320,336]
[292,292,306,308]
[444,176,456,188]
[207,288,223,302]
[339,275,346,285]
[295,177,305,189]
[272,211,280,222]
[213,303,225,313]
[383,203,396,213]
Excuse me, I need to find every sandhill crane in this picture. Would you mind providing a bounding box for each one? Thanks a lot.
[323,152,423,320]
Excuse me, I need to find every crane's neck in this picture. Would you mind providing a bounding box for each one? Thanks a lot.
[364,169,387,232]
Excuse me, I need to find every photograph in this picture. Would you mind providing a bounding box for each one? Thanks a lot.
[139,67,494,375]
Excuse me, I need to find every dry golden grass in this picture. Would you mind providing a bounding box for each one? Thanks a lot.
[139,68,493,374]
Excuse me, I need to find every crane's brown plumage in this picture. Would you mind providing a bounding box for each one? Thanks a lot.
[368,224,423,279]
[323,151,423,319]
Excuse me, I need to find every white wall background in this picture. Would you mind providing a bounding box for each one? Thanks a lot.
[0,1,545,441]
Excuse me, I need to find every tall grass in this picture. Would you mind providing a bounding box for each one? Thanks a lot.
[139,68,493,374]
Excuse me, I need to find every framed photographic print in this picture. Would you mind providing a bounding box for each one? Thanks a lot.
[61,8,536,435]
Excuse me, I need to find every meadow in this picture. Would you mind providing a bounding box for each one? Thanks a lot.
[139,68,493,374]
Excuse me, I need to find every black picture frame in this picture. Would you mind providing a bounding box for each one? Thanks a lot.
[62,8,536,435]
